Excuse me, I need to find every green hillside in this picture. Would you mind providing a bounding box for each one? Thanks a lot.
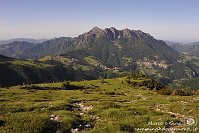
[0,55,100,87]
[0,54,130,87]
[0,76,198,133]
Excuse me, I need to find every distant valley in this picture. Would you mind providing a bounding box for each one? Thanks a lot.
[167,42,199,57]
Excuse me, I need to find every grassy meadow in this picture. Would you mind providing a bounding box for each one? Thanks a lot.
[0,77,198,133]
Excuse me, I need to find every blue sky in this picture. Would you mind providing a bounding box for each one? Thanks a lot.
[0,0,199,42]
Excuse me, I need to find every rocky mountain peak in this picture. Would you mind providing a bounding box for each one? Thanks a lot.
[109,27,118,33]
[76,27,103,45]
[104,27,120,40]
[90,27,103,33]
[122,28,132,37]
[77,27,154,44]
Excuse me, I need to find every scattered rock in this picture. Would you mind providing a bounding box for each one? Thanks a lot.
[156,108,161,111]
[133,111,139,115]
[124,93,128,96]
[41,108,45,110]
[71,128,78,133]
[68,101,100,132]
[180,101,188,104]
[76,102,93,112]
[167,126,176,133]
[192,97,199,101]
[79,113,84,116]
[50,114,59,121]
[166,112,185,119]
[85,124,91,128]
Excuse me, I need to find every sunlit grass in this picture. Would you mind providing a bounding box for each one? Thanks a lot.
[0,77,198,133]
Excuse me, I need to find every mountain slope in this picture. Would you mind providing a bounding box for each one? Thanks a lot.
[0,41,35,58]
[71,27,180,66]
[17,37,75,59]
[0,27,199,81]
[0,54,104,87]
[65,27,198,80]
[0,27,181,61]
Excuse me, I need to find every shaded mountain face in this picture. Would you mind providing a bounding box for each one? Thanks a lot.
[0,27,199,82]
[17,37,75,59]
[0,41,35,58]
[0,37,74,59]
[71,27,181,67]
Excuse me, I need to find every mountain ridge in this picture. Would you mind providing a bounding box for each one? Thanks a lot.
[0,27,178,60]
[0,27,199,86]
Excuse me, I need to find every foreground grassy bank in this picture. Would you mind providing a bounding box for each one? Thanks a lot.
[0,77,199,133]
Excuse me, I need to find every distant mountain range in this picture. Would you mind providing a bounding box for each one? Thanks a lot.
[0,38,47,45]
[165,41,199,57]
[164,41,181,46]
[0,27,199,86]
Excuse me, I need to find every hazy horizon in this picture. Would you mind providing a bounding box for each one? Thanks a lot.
[0,0,199,43]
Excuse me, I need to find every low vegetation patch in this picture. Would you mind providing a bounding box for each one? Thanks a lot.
[61,81,87,90]
[126,74,165,90]
[157,88,193,96]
